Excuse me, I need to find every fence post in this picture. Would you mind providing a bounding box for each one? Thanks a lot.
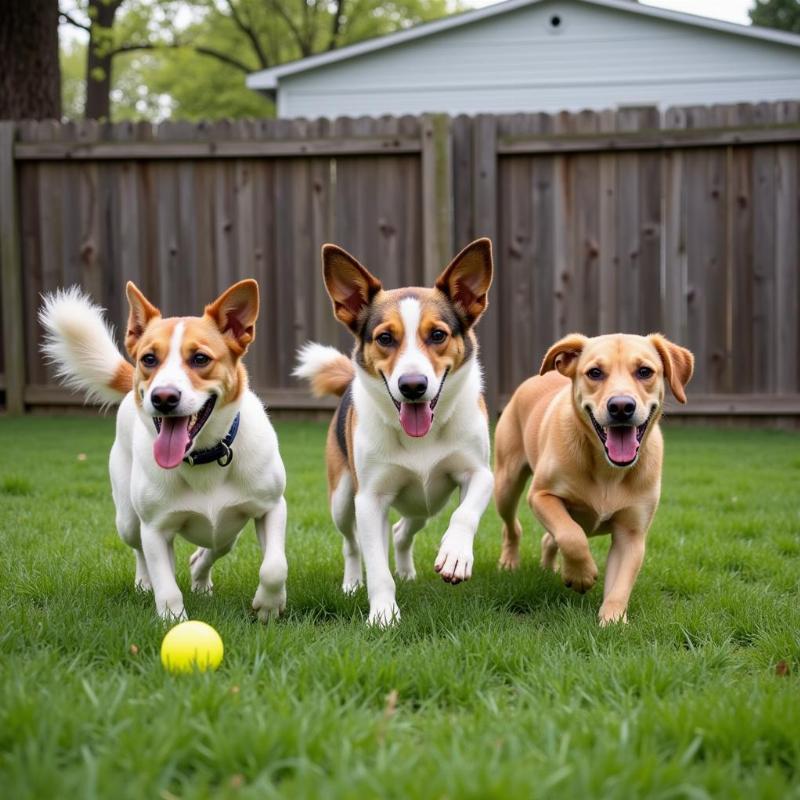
[0,122,25,414]
[421,113,454,283]
[472,114,500,416]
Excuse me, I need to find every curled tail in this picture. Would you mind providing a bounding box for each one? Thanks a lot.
[293,342,354,397]
[38,286,133,406]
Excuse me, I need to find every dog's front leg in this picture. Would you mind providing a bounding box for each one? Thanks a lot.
[598,509,652,625]
[530,490,598,593]
[140,525,186,621]
[355,491,398,627]
[434,466,494,584]
[252,496,288,622]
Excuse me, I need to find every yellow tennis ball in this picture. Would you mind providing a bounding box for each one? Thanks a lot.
[160,621,223,674]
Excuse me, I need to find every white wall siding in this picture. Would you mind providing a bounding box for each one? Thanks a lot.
[276,0,800,117]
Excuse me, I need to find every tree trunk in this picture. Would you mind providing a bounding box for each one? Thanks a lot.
[85,0,122,120]
[0,0,61,119]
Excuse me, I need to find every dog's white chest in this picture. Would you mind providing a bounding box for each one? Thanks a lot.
[393,467,457,517]
[137,479,275,548]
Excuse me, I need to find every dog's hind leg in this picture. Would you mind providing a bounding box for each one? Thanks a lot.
[494,403,531,572]
[189,543,234,594]
[110,437,150,591]
[540,532,559,572]
[331,473,361,595]
[115,505,149,591]
[495,461,530,571]
[393,517,425,581]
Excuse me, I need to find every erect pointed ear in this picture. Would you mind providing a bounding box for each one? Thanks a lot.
[205,279,260,356]
[648,333,694,404]
[540,333,589,378]
[125,282,161,357]
[322,244,382,333]
[434,238,493,328]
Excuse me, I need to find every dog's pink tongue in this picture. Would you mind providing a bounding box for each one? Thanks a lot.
[606,426,639,464]
[399,402,433,437]
[153,417,191,469]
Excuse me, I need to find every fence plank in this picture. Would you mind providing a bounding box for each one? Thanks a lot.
[472,114,499,412]
[0,122,25,413]
[421,113,454,285]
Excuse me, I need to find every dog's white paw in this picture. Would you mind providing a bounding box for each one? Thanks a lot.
[395,549,416,581]
[434,530,474,584]
[252,585,286,622]
[135,575,153,593]
[342,577,363,595]
[367,597,400,628]
[157,599,187,623]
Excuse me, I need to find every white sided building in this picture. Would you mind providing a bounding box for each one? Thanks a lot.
[246,0,800,118]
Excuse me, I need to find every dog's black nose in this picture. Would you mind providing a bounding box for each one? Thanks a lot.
[151,386,181,413]
[607,395,636,423]
[398,374,428,401]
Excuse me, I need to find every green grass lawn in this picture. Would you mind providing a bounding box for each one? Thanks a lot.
[1,417,799,799]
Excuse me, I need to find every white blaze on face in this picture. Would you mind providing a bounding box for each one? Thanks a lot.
[145,321,205,418]
[392,297,438,438]
[391,297,436,399]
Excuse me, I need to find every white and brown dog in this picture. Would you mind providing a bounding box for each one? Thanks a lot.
[295,239,495,626]
[39,281,288,622]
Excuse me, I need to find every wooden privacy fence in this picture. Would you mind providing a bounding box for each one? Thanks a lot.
[1,102,799,419]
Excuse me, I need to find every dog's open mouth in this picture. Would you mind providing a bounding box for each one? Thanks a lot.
[383,369,449,438]
[152,395,217,469]
[587,406,654,467]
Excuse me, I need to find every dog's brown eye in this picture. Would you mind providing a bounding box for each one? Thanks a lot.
[140,353,158,368]
[376,331,394,347]
[429,329,448,344]
[587,367,604,380]
[637,366,654,379]
[191,352,212,368]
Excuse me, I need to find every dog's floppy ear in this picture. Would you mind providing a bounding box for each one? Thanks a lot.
[540,333,589,377]
[205,279,260,356]
[322,244,382,333]
[125,282,161,357]
[435,238,493,328]
[648,333,694,404]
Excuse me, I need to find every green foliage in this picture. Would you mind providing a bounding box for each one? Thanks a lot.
[60,0,459,120]
[1,418,799,797]
[60,39,87,119]
[751,0,800,34]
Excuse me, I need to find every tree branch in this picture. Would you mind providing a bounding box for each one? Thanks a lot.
[224,0,270,69]
[192,46,253,74]
[59,10,91,32]
[328,0,346,50]
[267,0,306,57]
[111,43,159,55]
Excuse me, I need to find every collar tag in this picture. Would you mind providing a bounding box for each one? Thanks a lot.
[182,412,240,468]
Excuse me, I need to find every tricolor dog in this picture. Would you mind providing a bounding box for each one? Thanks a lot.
[39,281,288,622]
[494,333,693,625]
[295,239,495,626]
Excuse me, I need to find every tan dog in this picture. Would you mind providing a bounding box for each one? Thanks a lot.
[493,333,693,625]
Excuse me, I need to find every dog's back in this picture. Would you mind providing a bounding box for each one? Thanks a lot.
[495,371,569,477]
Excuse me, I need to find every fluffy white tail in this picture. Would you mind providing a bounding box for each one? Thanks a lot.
[38,286,133,406]
[293,342,354,397]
